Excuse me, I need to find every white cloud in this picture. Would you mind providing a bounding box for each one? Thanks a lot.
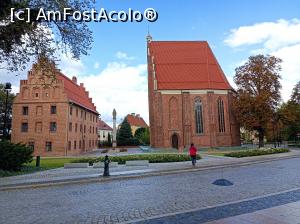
[57,53,85,77]
[224,19,300,51]
[225,18,300,102]
[76,62,148,126]
[115,51,135,60]
[94,62,100,69]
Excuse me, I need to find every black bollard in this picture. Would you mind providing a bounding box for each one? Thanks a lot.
[103,155,110,177]
[36,156,40,167]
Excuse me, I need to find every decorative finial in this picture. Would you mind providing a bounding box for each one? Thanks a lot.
[146,24,152,43]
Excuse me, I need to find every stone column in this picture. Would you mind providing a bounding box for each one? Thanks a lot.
[112,109,117,148]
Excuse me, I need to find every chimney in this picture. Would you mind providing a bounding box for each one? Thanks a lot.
[80,83,84,88]
[131,113,135,116]
[136,114,140,118]
[72,76,77,84]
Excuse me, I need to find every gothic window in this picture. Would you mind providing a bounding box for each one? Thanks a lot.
[194,98,204,134]
[217,98,225,133]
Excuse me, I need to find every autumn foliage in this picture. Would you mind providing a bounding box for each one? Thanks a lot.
[233,55,282,147]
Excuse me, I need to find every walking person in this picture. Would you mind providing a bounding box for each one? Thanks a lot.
[189,143,197,167]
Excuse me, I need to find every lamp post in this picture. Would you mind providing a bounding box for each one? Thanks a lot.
[3,82,12,139]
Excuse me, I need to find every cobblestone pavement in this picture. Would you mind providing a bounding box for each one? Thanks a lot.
[1,157,300,224]
[2,150,299,188]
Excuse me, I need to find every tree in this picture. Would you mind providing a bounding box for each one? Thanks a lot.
[107,132,112,146]
[0,83,15,139]
[276,81,300,141]
[0,141,33,171]
[0,0,94,73]
[134,127,150,145]
[233,55,282,147]
[291,81,300,104]
[117,118,139,146]
[117,118,133,146]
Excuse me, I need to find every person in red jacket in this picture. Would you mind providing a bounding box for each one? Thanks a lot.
[189,143,197,167]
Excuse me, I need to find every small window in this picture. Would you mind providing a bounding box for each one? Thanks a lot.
[68,141,71,151]
[35,93,39,98]
[21,123,28,132]
[22,106,29,115]
[84,125,86,133]
[81,110,83,118]
[70,106,73,115]
[50,122,57,132]
[46,142,52,152]
[69,122,72,132]
[76,108,78,117]
[74,141,77,150]
[80,124,82,132]
[75,123,78,132]
[84,112,86,120]
[51,106,56,114]
[79,140,81,149]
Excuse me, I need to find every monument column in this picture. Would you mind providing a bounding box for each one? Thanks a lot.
[112,109,117,148]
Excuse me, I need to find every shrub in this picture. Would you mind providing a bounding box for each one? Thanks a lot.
[0,141,34,171]
[224,148,289,158]
[72,154,201,165]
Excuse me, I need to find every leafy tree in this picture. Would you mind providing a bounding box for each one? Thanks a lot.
[0,0,94,73]
[291,81,300,104]
[0,141,33,171]
[0,83,15,139]
[276,82,300,141]
[233,55,282,147]
[278,102,300,141]
[134,127,150,145]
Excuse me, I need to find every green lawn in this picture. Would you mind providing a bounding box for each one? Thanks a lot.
[27,157,81,169]
[0,157,82,177]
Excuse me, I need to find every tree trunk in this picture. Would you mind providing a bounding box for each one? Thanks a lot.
[258,128,265,148]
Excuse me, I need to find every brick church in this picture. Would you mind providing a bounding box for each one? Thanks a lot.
[147,36,241,150]
[11,62,99,156]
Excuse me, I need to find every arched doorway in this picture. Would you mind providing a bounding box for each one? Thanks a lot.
[171,133,179,149]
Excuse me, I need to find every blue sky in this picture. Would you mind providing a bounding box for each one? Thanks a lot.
[1,0,300,125]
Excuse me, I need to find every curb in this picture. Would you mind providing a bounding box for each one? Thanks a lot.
[1,154,300,191]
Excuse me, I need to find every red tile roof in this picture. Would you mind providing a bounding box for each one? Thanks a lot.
[97,119,112,131]
[126,114,149,128]
[57,73,98,114]
[148,41,232,90]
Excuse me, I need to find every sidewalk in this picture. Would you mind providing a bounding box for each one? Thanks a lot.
[1,150,300,191]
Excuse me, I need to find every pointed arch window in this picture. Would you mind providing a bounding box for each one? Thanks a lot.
[217,98,225,133]
[195,98,204,134]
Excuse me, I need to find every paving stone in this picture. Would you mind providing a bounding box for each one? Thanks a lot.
[1,157,300,224]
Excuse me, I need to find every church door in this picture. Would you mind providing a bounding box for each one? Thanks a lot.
[171,134,179,149]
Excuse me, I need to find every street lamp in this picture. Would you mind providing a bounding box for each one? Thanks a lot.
[3,82,12,139]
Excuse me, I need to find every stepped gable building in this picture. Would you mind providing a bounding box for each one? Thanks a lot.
[11,62,99,156]
[147,37,241,150]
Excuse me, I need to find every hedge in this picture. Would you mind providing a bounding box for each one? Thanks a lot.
[72,154,201,165]
[224,148,290,158]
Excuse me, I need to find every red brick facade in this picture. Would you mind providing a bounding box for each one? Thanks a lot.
[11,63,99,156]
[147,40,240,150]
